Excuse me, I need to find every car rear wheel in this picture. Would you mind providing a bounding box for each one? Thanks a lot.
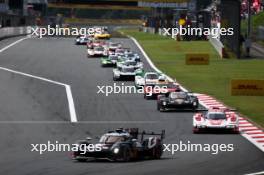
[157,103,165,112]
[152,146,162,159]
[121,147,131,162]
[193,127,200,134]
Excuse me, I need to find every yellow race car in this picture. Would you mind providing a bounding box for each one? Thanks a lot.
[94,32,111,39]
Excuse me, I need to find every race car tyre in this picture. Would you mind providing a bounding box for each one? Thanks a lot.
[113,76,118,81]
[157,103,165,112]
[120,147,131,162]
[75,158,87,162]
[152,146,162,159]
[233,127,240,134]
[193,127,200,134]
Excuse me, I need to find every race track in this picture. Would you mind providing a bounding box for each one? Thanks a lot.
[0,36,263,175]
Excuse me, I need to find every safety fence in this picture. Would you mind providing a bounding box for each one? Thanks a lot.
[0,27,30,40]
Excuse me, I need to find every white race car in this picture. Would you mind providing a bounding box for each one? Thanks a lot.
[135,72,166,88]
[108,42,122,55]
[123,53,140,62]
[193,107,239,134]
[113,66,142,81]
[87,47,108,57]
[117,59,143,70]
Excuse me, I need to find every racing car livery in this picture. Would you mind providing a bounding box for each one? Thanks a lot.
[144,82,180,99]
[135,72,166,88]
[94,31,111,39]
[72,128,165,162]
[122,53,140,62]
[116,59,144,70]
[87,47,108,57]
[193,107,239,133]
[108,42,122,55]
[87,40,107,49]
[75,36,90,45]
[101,55,119,67]
[113,65,143,81]
[157,91,199,111]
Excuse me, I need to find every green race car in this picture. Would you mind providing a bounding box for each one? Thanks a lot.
[101,55,119,67]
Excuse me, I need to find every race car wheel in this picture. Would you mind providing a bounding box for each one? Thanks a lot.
[121,147,131,162]
[152,146,162,159]
[157,104,165,112]
[233,127,240,134]
[113,76,118,81]
[76,158,87,162]
[193,127,200,134]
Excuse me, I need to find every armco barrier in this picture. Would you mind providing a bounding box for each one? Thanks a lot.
[0,26,30,40]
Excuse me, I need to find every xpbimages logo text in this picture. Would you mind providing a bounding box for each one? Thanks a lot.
[28,25,104,38]
[163,26,234,39]
[96,83,171,96]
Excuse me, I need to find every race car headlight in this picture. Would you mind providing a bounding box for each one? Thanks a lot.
[162,102,167,105]
[113,148,119,154]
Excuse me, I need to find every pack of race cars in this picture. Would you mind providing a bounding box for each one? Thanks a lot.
[73,30,239,162]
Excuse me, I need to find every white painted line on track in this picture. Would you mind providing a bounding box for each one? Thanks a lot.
[0,37,77,122]
[129,36,264,152]
[65,85,77,122]
[0,37,28,53]
[129,36,189,92]
[0,66,78,123]
[245,170,264,175]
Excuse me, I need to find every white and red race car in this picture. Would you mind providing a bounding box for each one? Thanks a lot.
[87,40,107,49]
[108,42,122,55]
[193,107,239,134]
[87,47,108,57]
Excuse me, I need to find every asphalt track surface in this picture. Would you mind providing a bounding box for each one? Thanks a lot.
[0,36,263,175]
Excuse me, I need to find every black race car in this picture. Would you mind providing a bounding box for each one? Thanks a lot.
[72,128,165,162]
[157,91,199,112]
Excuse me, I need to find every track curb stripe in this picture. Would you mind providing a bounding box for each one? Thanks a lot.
[129,36,264,152]
[196,94,264,152]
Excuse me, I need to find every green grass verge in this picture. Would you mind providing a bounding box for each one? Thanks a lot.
[120,28,264,127]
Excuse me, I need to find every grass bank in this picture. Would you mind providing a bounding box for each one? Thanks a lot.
[120,29,264,127]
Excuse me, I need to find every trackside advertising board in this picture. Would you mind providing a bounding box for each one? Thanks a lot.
[185,54,209,65]
[231,79,264,96]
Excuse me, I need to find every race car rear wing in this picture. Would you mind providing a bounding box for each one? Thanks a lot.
[139,130,165,141]
[124,128,165,141]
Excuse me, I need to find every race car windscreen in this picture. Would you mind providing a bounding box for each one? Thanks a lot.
[206,113,227,120]
[99,135,125,144]
[170,92,187,99]
[146,74,159,80]
[122,67,135,73]
[125,61,137,66]
[110,55,118,60]
[95,47,104,51]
